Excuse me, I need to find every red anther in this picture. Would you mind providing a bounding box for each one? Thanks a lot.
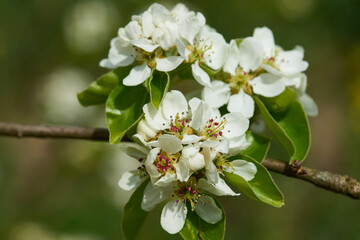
[194,201,198,204]
[187,186,191,192]
[182,122,185,127]
[201,53,204,58]
[220,166,223,170]
[208,125,212,128]
[219,131,223,136]
[192,190,197,194]
[171,166,175,170]
[209,118,213,122]
[139,158,144,162]
[207,130,212,134]
[214,122,219,126]
[244,71,247,75]
[176,200,179,203]
[185,119,189,123]
[137,167,141,170]
[157,153,160,156]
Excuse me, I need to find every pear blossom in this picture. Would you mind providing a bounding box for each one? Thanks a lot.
[117,143,150,191]
[100,3,185,86]
[135,90,250,154]
[141,178,231,234]
[202,26,317,118]
[202,146,257,184]
[174,11,227,87]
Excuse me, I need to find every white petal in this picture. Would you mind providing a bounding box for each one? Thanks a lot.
[161,200,187,234]
[124,21,143,41]
[118,142,149,159]
[195,196,222,224]
[145,148,162,181]
[179,12,205,44]
[201,31,227,70]
[227,90,255,118]
[181,134,203,144]
[222,112,249,138]
[142,183,174,211]
[298,93,318,117]
[136,119,158,141]
[238,37,264,72]
[189,100,212,131]
[131,38,159,52]
[214,138,229,154]
[253,26,275,58]
[197,178,240,196]
[276,46,308,76]
[223,40,240,75]
[99,59,116,69]
[108,38,136,66]
[205,161,219,183]
[202,147,219,183]
[175,158,192,182]
[191,61,211,87]
[188,152,205,171]
[227,135,251,155]
[155,56,184,72]
[158,134,183,154]
[161,90,189,120]
[262,64,282,76]
[202,80,231,108]
[225,160,257,181]
[118,170,146,191]
[250,73,286,97]
[142,11,155,38]
[176,39,189,61]
[143,102,168,131]
[123,63,152,86]
[155,172,177,186]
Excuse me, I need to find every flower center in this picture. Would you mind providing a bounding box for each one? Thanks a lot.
[226,69,253,95]
[186,38,213,63]
[166,112,193,139]
[154,151,180,175]
[134,47,164,68]
[174,177,201,210]
[213,153,233,174]
[201,117,226,141]
[135,157,148,178]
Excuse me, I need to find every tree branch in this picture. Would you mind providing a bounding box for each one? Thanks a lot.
[0,122,359,199]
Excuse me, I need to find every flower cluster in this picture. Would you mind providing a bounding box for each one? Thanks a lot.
[95,2,319,237]
[101,3,317,118]
[118,90,257,234]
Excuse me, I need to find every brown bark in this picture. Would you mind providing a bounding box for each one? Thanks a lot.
[0,122,359,199]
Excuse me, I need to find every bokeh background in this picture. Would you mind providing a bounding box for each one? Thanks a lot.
[1,0,360,239]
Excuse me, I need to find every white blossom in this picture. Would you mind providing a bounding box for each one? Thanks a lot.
[141,180,224,234]
[100,3,185,86]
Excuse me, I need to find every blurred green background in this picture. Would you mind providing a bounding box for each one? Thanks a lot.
[0,0,360,239]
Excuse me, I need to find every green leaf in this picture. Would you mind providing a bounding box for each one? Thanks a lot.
[148,70,170,108]
[106,84,149,144]
[122,180,149,240]
[259,87,297,113]
[77,66,132,106]
[254,96,310,163]
[240,132,270,163]
[224,155,284,207]
[180,199,225,240]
